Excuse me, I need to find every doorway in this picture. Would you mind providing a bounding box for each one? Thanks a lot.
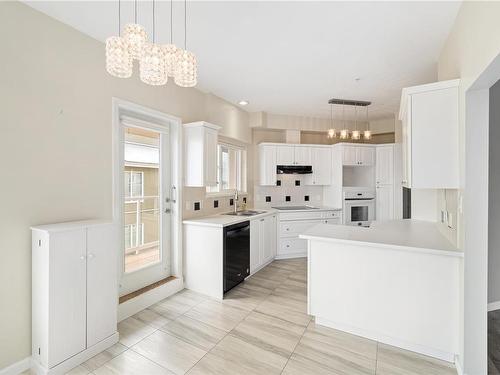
[112,99,182,297]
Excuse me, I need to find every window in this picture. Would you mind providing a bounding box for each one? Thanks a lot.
[207,143,247,194]
[124,171,144,198]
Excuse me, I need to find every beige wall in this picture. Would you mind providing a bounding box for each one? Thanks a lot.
[369,117,396,134]
[0,2,251,368]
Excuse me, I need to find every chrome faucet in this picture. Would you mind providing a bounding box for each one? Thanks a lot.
[234,189,239,214]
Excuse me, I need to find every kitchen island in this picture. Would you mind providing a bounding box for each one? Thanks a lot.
[300,219,462,363]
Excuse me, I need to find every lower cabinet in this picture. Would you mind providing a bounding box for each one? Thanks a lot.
[376,184,395,221]
[250,214,277,274]
[31,221,118,373]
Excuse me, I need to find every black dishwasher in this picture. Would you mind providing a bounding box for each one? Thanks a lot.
[223,221,250,294]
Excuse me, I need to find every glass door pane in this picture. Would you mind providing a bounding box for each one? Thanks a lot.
[123,127,161,273]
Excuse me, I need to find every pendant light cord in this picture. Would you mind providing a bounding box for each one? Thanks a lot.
[170,0,173,44]
[354,104,357,131]
[184,0,187,49]
[118,0,121,36]
[152,0,155,43]
[135,0,138,24]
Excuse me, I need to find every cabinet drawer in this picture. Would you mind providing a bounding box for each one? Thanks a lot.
[322,210,341,219]
[279,238,307,255]
[279,211,324,221]
[324,218,341,225]
[280,221,319,237]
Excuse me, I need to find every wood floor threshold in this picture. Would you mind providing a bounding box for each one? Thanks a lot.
[119,276,177,304]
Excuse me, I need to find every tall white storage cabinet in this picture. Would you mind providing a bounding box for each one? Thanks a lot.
[375,144,403,221]
[32,220,119,375]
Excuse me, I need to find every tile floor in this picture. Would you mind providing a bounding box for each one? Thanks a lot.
[23,258,457,375]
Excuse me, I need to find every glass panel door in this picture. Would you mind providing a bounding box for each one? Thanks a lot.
[120,124,171,295]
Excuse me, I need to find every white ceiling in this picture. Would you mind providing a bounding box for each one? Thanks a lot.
[25,1,461,120]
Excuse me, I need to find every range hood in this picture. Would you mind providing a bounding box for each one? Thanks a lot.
[276,165,313,174]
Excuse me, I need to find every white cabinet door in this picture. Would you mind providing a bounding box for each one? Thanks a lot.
[276,145,295,165]
[324,218,341,225]
[376,184,394,221]
[86,224,118,347]
[250,220,261,273]
[294,147,311,166]
[49,229,87,368]
[358,147,375,166]
[342,146,358,166]
[376,146,394,185]
[309,147,331,185]
[204,128,218,186]
[402,107,411,187]
[259,145,277,186]
[262,215,276,264]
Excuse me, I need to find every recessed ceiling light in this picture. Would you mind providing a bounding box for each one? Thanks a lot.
[238,100,249,106]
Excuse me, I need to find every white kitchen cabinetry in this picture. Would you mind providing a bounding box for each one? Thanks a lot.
[184,121,221,187]
[277,210,341,259]
[250,214,277,273]
[31,221,118,375]
[276,145,311,165]
[259,144,277,186]
[399,79,459,189]
[342,145,375,166]
[375,144,403,221]
[306,147,332,185]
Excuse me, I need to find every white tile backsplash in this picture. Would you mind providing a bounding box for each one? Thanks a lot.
[254,174,323,208]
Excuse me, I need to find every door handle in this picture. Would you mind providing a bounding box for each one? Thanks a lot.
[165,208,171,213]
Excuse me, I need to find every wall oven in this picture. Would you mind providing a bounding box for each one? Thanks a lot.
[343,189,375,227]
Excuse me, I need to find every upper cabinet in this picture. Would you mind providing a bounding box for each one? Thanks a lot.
[276,145,311,166]
[399,79,459,189]
[184,121,221,187]
[306,147,332,185]
[259,144,277,186]
[342,145,375,166]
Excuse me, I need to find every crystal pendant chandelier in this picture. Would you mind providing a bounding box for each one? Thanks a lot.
[140,0,167,85]
[340,101,349,139]
[351,105,361,140]
[175,0,198,87]
[124,0,147,60]
[105,0,132,78]
[364,105,372,140]
[327,103,337,139]
[163,0,178,77]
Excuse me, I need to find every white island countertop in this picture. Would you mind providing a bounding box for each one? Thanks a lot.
[300,219,463,257]
[183,209,278,228]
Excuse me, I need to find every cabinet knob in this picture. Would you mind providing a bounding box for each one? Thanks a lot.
[88,253,95,259]
[79,255,86,260]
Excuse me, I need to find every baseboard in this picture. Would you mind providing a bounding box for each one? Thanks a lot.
[118,277,183,321]
[488,301,500,312]
[0,356,31,375]
[32,333,118,375]
[274,253,307,260]
[315,316,456,363]
[454,355,464,375]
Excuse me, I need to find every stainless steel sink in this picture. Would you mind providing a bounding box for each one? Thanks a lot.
[224,210,265,216]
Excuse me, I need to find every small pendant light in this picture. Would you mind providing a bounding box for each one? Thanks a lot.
[124,0,148,60]
[340,101,349,140]
[327,103,337,139]
[364,105,372,140]
[140,0,167,85]
[175,0,198,87]
[351,104,361,140]
[105,0,132,78]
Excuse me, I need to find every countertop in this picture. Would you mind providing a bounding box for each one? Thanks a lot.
[299,219,463,257]
[182,205,341,228]
[183,209,278,228]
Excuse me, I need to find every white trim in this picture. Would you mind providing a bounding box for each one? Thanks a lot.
[274,253,307,260]
[32,333,118,375]
[0,357,31,375]
[112,98,183,297]
[118,278,183,321]
[488,301,500,312]
[315,316,456,363]
[455,355,464,375]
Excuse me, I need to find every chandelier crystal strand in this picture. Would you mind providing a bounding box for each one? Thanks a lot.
[140,0,167,85]
[163,0,178,77]
[327,103,336,139]
[175,0,198,87]
[364,105,372,140]
[124,0,147,60]
[352,104,361,140]
[106,0,132,78]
